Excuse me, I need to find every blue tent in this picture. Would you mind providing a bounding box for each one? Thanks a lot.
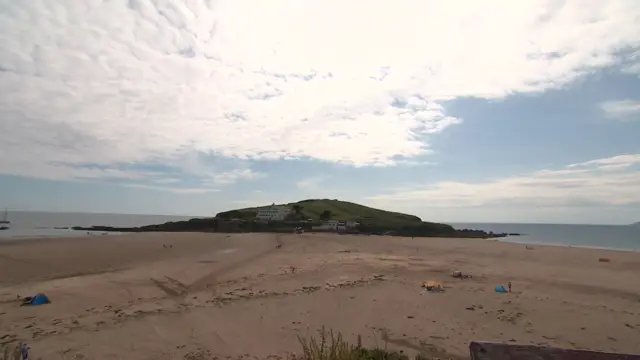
[28,293,50,306]
[495,285,508,293]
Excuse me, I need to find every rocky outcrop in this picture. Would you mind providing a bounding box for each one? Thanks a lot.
[72,218,218,233]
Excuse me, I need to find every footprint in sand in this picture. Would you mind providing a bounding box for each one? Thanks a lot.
[220,248,239,255]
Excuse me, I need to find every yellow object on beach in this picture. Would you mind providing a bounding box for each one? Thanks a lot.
[422,281,442,289]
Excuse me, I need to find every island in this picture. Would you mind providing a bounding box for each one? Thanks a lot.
[72,199,519,239]
[631,222,640,227]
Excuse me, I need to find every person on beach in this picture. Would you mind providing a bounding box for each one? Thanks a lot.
[21,342,30,359]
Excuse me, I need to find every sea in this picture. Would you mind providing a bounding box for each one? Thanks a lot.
[1,212,639,252]
[451,223,640,252]
[0,211,193,240]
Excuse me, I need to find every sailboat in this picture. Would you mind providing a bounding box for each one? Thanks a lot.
[0,208,10,230]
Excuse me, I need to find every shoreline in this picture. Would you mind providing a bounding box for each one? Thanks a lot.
[495,237,640,253]
[2,230,639,254]
[0,230,123,242]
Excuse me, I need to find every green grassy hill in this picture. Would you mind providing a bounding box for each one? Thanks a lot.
[215,199,464,236]
[76,199,508,238]
[216,199,423,225]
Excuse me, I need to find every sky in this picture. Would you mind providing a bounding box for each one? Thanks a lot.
[1,0,639,224]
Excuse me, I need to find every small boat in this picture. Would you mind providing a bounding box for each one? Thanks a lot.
[0,208,10,230]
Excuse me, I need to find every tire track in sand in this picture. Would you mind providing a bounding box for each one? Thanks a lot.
[152,234,283,296]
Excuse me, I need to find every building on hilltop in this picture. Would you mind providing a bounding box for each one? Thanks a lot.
[255,203,291,221]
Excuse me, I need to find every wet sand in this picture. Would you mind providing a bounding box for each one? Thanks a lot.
[1,232,640,359]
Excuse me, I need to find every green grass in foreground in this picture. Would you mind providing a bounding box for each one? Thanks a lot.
[296,327,427,360]
[2,328,429,360]
[1,342,21,360]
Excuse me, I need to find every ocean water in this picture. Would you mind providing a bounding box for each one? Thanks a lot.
[451,223,640,252]
[0,211,193,239]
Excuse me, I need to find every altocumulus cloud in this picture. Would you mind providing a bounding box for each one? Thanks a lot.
[1,0,640,189]
[366,154,640,208]
[600,100,640,120]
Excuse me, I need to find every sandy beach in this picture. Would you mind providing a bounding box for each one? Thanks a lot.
[1,232,640,359]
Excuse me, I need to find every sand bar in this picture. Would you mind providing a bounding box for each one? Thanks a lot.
[1,232,640,359]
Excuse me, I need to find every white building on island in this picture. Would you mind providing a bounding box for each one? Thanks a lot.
[255,204,291,221]
[311,219,360,231]
[313,219,339,230]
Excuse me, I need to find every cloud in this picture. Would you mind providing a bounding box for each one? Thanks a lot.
[296,175,350,199]
[207,168,265,185]
[169,152,266,185]
[121,166,263,192]
[1,0,640,182]
[366,154,640,208]
[600,100,640,120]
[568,154,640,170]
[122,183,219,194]
[622,51,640,75]
[296,176,329,192]
[153,178,181,184]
